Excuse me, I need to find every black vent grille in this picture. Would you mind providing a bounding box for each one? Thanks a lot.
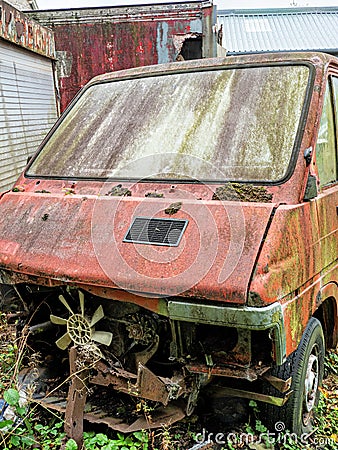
[124,217,188,246]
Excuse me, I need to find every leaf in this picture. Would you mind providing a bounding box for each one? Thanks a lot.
[21,435,35,445]
[10,435,21,447]
[16,406,26,416]
[65,439,78,450]
[96,433,109,444]
[4,388,20,406]
[133,431,146,441]
[0,419,13,429]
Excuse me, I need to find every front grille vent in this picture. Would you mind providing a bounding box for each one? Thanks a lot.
[123,217,188,246]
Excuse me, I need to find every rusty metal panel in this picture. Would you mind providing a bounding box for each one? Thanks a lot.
[27,1,215,111]
[0,39,58,191]
[248,200,327,356]
[0,0,55,58]
[0,188,274,304]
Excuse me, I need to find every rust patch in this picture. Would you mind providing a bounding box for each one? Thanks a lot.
[145,192,164,198]
[212,183,273,203]
[27,3,214,111]
[82,401,186,432]
[12,186,25,192]
[165,201,182,214]
[35,393,186,433]
[91,360,187,405]
[64,347,88,448]
[106,185,131,197]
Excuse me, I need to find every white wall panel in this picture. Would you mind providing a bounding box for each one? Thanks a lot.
[0,39,58,191]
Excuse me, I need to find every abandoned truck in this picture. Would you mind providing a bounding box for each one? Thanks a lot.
[0,52,337,438]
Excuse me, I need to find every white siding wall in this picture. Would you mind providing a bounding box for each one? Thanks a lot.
[0,39,58,191]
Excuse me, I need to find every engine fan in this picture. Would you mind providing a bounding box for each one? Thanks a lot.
[50,291,113,350]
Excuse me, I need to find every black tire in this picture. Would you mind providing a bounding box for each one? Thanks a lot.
[261,317,325,435]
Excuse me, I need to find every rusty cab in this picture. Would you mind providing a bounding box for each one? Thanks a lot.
[0,52,337,437]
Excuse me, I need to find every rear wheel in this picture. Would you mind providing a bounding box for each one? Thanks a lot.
[261,317,325,435]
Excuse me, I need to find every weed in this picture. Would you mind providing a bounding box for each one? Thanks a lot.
[0,314,17,390]
[135,400,155,428]
[65,439,78,450]
[157,426,171,450]
[325,348,338,376]
[83,430,149,449]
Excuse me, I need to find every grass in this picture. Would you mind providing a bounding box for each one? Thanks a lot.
[0,312,337,450]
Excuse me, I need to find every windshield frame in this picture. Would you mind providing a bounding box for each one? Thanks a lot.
[25,61,315,186]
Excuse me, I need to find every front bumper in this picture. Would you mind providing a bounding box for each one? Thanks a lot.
[167,301,286,365]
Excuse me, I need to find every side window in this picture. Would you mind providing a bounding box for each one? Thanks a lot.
[332,76,338,173]
[316,78,337,187]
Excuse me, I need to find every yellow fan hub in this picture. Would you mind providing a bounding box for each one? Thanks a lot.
[67,314,91,346]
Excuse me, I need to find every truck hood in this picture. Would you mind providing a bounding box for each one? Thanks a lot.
[0,192,275,304]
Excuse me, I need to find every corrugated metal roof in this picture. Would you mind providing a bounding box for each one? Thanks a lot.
[217,7,338,55]
[5,0,34,10]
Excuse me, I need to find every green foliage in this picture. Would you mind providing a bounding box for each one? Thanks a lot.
[0,310,337,450]
[3,388,20,406]
[314,390,338,449]
[248,399,260,415]
[34,421,65,449]
[65,439,78,450]
[325,348,338,375]
[0,314,17,390]
[83,430,149,449]
[0,416,149,450]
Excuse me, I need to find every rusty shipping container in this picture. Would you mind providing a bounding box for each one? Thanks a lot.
[0,0,58,191]
[28,1,217,112]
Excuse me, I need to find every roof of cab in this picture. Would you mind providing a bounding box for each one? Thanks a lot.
[89,51,336,85]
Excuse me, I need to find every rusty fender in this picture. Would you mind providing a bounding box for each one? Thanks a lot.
[166,301,286,365]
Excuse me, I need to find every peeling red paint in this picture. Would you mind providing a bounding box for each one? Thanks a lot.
[27,2,215,111]
[0,189,274,304]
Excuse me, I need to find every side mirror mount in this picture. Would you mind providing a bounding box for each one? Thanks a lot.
[304,174,318,201]
[304,147,312,166]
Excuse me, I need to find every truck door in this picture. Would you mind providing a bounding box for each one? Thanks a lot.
[314,75,338,279]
